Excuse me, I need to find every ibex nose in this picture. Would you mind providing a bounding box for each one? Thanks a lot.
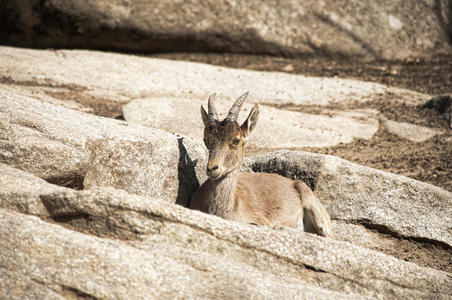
[207,165,219,173]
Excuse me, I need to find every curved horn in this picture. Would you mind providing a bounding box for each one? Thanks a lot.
[226,91,249,121]
[207,93,219,121]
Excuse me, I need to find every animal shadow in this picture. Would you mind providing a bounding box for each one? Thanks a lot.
[176,137,200,207]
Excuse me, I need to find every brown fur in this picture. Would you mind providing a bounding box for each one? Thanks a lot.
[190,93,332,237]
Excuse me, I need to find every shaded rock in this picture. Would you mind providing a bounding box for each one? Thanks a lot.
[0,89,206,205]
[123,97,379,149]
[245,150,452,247]
[1,0,451,60]
[423,94,452,128]
[0,46,430,116]
[383,119,442,142]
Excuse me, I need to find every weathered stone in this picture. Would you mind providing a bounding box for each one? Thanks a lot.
[1,159,451,298]
[0,89,206,204]
[1,209,353,299]
[0,268,65,300]
[123,97,379,149]
[0,83,94,114]
[83,136,206,205]
[383,119,443,142]
[3,182,452,298]
[1,0,450,60]
[0,163,66,217]
[0,46,430,116]
[245,150,452,247]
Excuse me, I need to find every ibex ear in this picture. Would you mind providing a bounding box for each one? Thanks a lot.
[201,105,209,126]
[241,104,259,140]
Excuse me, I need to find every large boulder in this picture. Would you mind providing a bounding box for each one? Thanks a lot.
[0,167,451,298]
[1,0,451,60]
[0,46,428,113]
[83,136,205,206]
[0,89,206,205]
[245,150,452,247]
[1,209,349,299]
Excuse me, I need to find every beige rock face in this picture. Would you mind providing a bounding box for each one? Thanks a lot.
[0,163,65,217]
[245,150,452,247]
[1,175,451,299]
[0,90,207,205]
[383,119,443,142]
[1,0,451,60]
[2,209,351,299]
[0,46,429,115]
[1,46,433,151]
[83,136,206,206]
[123,97,379,149]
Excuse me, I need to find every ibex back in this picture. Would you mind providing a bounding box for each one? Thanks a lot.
[190,92,332,237]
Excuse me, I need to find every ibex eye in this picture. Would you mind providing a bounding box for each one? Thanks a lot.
[232,138,240,145]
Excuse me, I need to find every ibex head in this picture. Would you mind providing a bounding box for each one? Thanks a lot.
[201,92,259,180]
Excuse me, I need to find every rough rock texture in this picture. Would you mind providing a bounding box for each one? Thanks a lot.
[1,173,451,298]
[83,136,205,206]
[0,89,207,205]
[0,163,65,217]
[383,119,443,142]
[2,209,352,299]
[0,46,430,118]
[245,150,452,247]
[123,97,379,149]
[0,82,94,114]
[1,0,451,60]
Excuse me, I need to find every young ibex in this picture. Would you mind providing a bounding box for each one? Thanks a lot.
[190,92,332,237]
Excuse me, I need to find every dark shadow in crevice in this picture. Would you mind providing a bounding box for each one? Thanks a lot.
[247,156,321,191]
[60,285,97,300]
[432,0,452,44]
[176,138,200,207]
[335,219,452,273]
[449,0,452,42]
[45,174,84,190]
[356,218,452,250]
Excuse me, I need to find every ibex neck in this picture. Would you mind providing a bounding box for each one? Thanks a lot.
[206,167,240,220]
